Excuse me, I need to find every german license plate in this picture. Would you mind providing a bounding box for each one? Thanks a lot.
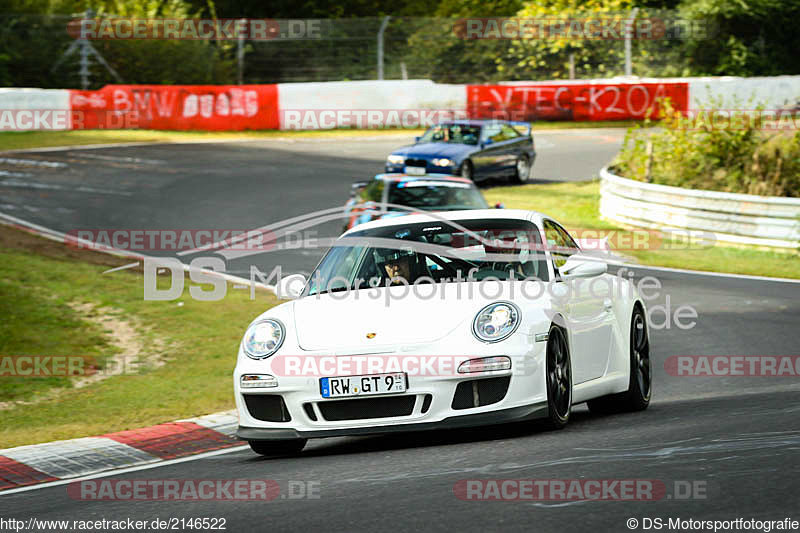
[404,166,426,175]
[320,373,407,398]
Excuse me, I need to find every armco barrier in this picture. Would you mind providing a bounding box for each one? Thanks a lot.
[1,76,799,131]
[69,85,279,130]
[688,75,800,110]
[467,80,689,121]
[0,88,71,131]
[277,79,467,129]
[277,79,467,111]
[599,167,800,249]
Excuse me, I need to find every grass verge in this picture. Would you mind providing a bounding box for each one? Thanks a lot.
[0,128,426,151]
[483,180,800,279]
[530,120,639,130]
[0,225,280,448]
[0,121,638,151]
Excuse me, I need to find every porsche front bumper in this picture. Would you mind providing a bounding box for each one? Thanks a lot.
[234,332,549,442]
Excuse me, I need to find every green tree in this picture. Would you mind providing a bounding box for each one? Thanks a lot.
[403,0,523,83]
[501,0,638,80]
[680,0,800,76]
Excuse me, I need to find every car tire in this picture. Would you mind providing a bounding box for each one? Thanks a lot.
[544,325,572,429]
[511,155,531,184]
[459,160,474,181]
[248,439,307,456]
[587,305,652,414]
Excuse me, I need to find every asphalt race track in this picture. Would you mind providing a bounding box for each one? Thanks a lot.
[2,129,800,532]
[0,129,624,276]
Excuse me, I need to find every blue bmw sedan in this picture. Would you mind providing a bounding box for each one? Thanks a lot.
[385,120,536,183]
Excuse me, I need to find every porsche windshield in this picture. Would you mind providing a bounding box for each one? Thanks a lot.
[305,219,548,296]
[417,124,481,145]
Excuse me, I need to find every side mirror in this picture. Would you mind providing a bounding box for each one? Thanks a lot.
[275,273,307,299]
[414,136,421,143]
[558,257,607,280]
[494,202,505,209]
[350,181,368,198]
[481,138,493,149]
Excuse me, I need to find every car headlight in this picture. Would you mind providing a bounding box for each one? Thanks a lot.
[242,319,285,359]
[387,155,405,165]
[431,158,453,167]
[472,302,520,343]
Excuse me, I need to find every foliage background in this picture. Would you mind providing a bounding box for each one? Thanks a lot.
[613,100,800,197]
[1,0,799,87]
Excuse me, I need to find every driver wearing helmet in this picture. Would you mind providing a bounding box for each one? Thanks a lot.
[375,248,418,285]
[383,254,414,284]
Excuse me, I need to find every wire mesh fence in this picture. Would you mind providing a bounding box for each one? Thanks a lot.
[0,14,696,89]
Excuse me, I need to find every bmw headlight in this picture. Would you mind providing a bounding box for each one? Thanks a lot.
[387,154,405,165]
[472,302,520,343]
[431,158,453,167]
[242,319,285,359]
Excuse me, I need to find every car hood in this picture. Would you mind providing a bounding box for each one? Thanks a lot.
[393,142,475,160]
[291,284,515,351]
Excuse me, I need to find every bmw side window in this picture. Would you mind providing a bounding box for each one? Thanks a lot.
[500,124,521,140]
[461,127,479,145]
[483,125,502,143]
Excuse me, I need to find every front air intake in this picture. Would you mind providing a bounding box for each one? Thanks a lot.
[451,377,511,410]
[243,394,291,422]
[318,396,416,421]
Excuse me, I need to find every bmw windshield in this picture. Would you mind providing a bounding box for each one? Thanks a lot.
[417,124,481,145]
[305,219,549,296]
[387,180,488,211]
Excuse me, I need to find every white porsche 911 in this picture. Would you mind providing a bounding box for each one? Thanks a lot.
[234,209,651,456]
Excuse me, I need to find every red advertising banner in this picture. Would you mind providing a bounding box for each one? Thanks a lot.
[467,82,688,121]
[69,84,279,130]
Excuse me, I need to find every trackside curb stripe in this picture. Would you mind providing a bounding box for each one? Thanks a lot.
[0,456,57,490]
[0,411,239,493]
[103,422,239,460]
[0,437,159,480]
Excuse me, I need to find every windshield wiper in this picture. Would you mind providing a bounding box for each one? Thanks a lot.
[311,286,351,296]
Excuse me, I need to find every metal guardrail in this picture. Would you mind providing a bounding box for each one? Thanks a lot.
[599,167,800,249]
